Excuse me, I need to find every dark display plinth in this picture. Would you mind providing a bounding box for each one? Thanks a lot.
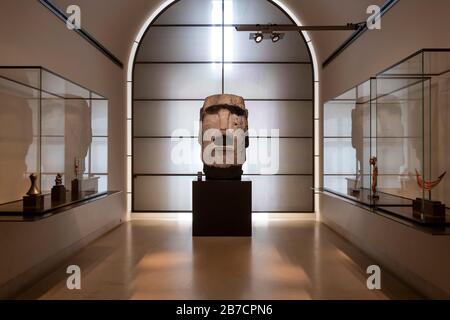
[71,179,81,198]
[193,180,252,237]
[51,185,66,203]
[23,194,45,211]
[413,198,446,224]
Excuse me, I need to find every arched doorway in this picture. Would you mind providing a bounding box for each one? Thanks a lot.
[127,0,319,213]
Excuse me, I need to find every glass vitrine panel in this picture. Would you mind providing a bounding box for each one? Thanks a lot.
[0,73,40,204]
[324,49,450,223]
[324,79,374,200]
[91,99,108,136]
[0,67,109,204]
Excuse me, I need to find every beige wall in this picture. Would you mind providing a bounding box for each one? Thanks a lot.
[0,0,126,297]
[315,0,450,102]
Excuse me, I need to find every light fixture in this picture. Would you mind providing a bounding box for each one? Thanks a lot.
[253,33,263,43]
[271,33,281,43]
[236,22,365,32]
[250,32,284,44]
[243,23,362,45]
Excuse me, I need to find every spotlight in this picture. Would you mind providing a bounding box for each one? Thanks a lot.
[271,33,281,43]
[254,33,263,43]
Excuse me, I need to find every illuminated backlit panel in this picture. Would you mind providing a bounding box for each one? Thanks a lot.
[129,0,317,213]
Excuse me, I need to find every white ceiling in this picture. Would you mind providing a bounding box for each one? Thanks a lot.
[52,0,386,66]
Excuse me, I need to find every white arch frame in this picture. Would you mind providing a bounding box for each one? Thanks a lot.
[126,0,321,216]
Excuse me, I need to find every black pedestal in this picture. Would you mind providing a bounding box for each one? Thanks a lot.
[23,194,45,211]
[193,180,252,237]
[413,198,446,224]
[71,179,81,198]
[51,185,66,203]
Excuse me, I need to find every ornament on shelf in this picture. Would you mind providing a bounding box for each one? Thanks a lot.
[71,158,82,198]
[51,173,66,203]
[415,169,446,191]
[23,173,44,211]
[412,169,447,223]
[368,156,379,200]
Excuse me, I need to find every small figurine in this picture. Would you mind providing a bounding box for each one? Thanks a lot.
[23,173,45,211]
[412,169,447,221]
[415,169,446,191]
[72,158,82,198]
[74,158,81,179]
[55,173,63,186]
[26,173,40,196]
[369,156,379,200]
[51,173,66,203]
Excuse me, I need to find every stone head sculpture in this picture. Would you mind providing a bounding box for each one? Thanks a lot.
[199,94,249,180]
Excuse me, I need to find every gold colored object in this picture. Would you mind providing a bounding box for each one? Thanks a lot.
[26,173,41,196]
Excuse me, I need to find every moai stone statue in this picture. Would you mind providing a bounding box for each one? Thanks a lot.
[199,94,249,180]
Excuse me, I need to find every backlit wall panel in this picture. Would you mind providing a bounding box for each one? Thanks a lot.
[132,0,314,212]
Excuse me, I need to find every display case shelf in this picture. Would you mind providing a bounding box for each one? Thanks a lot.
[0,191,120,222]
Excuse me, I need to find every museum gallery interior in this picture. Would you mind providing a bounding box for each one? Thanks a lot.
[0,0,449,300]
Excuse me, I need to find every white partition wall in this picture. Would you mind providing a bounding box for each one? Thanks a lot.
[130,0,315,213]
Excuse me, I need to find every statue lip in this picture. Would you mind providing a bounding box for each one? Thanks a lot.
[212,146,236,152]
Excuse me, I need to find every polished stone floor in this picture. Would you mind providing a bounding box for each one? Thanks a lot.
[18,214,421,299]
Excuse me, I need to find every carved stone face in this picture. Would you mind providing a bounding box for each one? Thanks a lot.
[199,94,249,180]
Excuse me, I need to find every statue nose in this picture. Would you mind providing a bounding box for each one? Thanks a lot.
[219,110,230,131]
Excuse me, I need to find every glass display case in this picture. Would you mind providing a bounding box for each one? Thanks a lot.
[324,49,450,226]
[0,67,108,206]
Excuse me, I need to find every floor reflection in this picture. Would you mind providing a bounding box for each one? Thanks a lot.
[17,214,421,300]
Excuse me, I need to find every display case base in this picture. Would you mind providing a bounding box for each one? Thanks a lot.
[413,198,446,224]
[192,180,252,237]
[71,179,81,198]
[22,194,45,211]
[51,185,66,203]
